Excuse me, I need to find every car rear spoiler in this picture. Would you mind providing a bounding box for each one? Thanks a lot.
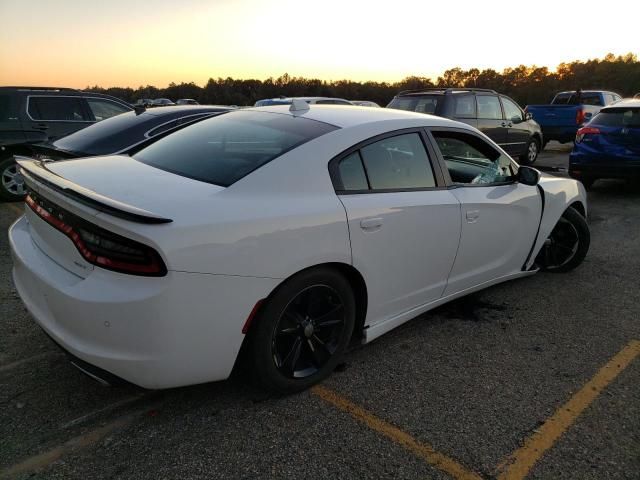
[16,156,173,224]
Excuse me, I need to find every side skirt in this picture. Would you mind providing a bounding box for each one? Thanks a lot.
[362,269,538,344]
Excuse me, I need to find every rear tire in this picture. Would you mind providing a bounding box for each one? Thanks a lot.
[248,267,355,393]
[520,138,540,165]
[0,157,27,202]
[538,207,590,273]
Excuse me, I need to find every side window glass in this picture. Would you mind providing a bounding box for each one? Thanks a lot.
[454,96,476,118]
[476,95,503,120]
[86,99,130,121]
[337,152,368,191]
[501,97,523,122]
[28,97,90,121]
[359,133,435,190]
[432,131,513,185]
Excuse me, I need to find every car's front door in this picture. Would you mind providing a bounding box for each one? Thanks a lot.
[428,128,542,296]
[501,95,530,157]
[475,94,508,148]
[331,130,461,326]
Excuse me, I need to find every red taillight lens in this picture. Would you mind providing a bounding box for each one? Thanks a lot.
[575,126,600,143]
[26,193,167,276]
[576,108,586,125]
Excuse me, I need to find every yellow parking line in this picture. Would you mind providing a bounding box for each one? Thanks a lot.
[312,385,482,480]
[497,339,640,480]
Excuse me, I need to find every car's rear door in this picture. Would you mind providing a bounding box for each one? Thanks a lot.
[475,94,508,148]
[427,128,542,295]
[501,95,530,157]
[26,95,93,140]
[331,129,461,326]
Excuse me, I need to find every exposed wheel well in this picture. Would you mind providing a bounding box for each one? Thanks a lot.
[569,201,586,218]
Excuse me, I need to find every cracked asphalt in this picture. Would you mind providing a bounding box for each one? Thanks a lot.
[1,142,639,479]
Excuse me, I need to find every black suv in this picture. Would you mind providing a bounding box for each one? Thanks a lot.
[0,86,132,200]
[387,88,543,164]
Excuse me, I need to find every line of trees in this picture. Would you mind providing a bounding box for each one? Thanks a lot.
[86,53,640,107]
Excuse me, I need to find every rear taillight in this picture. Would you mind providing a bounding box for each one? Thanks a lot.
[576,126,600,143]
[26,193,167,276]
[576,108,586,125]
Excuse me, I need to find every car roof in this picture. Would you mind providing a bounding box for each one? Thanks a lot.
[0,86,131,105]
[602,98,640,108]
[556,90,617,95]
[245,104,463,129]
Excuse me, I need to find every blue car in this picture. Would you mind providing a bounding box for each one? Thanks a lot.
[569,99,640,188]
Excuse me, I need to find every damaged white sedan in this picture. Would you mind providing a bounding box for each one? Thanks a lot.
[9,102,589,392]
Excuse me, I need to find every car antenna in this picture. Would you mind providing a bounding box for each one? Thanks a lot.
[133,104,146,115]
[289,99,309,115]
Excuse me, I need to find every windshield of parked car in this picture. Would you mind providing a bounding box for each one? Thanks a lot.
[591,108,640,128]
[387,95,441,114]
[133,110,338,187]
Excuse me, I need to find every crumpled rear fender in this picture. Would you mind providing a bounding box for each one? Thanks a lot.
[525,174,588,270]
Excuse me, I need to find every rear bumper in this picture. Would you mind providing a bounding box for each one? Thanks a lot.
[569,151,640,179]
[9,215,279,389]
[540,126,577,143]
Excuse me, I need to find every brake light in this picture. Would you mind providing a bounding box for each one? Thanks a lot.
[576,108,586,125]
[576,127,600,143]
[26,193,167,276]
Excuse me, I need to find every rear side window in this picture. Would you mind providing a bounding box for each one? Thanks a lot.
[387,96,440,114]
[476,96,503,119]
[359,133,435,190]
[337,152,369,190]
[28,96,90,121]
[86,98,130,120]
[134,111,337,187]
[453,95,476,118]
[591,108,640,127]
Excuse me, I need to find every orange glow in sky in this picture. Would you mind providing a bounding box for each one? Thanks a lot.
[1,0,638,88]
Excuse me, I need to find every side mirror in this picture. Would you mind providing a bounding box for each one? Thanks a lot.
[517,166,540,186]
[511,115,523,124]
[525,112,533,121]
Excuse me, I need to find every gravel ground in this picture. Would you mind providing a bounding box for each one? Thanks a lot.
[1,143,639,479]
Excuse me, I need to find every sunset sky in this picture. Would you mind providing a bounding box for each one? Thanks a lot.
[1,0,638,88]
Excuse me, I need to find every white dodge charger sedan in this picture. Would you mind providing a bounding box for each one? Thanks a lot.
[9,102,590,392]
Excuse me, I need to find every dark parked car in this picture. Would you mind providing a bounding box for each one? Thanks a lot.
[134,98,154,108]
[176,99,199,105]
[387,88,543,164]
[152,98,176,107]
[1,105,232,201]
[569,98,640,188]
[1,86,133,201]
[526,90,621,147]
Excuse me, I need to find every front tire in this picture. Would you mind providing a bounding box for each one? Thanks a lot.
[0,157,27,202]
[249,267,355,393]
[537,207,590,273]
[520,138,540,165]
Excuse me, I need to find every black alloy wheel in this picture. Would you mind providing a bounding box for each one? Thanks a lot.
[538,207,590,273]
[249,267,355,393]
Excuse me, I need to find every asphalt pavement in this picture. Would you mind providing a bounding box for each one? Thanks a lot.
[1,143,639,479]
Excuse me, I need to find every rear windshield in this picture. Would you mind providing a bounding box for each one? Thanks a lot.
[591,108,640,127]
[53,110,220,155]
[552,93,603,106]
[133,111,338,187]
[387,95,441,114]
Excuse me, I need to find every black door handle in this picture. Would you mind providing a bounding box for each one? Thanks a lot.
[34,123,49,130]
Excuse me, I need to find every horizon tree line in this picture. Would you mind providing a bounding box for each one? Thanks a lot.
[86,53,640,107]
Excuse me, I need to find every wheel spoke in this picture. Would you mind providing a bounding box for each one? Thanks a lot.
[282,337,302,374]
[313,305,344,328]
[306,337,330,367]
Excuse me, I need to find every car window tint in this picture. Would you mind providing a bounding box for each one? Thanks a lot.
[580,94,603,106]
[28,96,90,121]
[0,95,15,121]
[387,96,440,114]
[338,152,369,190]
[87,98,130,121]
[476,96,503,119]
[454,95,475,118]
[501,96,523,121]
[359,133,435,190]
[591,108,640,127]
[432,131,513,185]
[134,111,337,187]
